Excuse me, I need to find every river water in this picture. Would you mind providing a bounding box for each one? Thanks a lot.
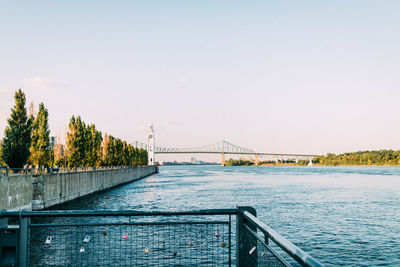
[58,165,400,266]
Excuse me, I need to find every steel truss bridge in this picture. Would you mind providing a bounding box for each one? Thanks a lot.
[132,140,320,165]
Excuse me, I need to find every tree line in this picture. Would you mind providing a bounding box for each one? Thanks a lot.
[1,89,147,169]
[63,115,147,167]
[225,158,254,166]
[310,150,400,166]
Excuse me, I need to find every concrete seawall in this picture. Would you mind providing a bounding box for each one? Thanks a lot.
[0,166,158,211]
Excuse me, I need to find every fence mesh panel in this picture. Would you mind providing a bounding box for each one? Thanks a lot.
[29,218,232,266]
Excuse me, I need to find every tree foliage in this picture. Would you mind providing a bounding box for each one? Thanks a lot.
[0,144,5,166]
[1,89,33,168]
[86,124,102,166]
[1,90,147,168]
[311,150,400,166]
[29,103,51,167]
[66,115,147,167]
[225,158,254,166]
[66,116,87,167]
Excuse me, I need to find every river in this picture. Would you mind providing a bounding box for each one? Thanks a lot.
[57,165,400,266]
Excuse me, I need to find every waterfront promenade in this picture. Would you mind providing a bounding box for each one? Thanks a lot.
[0,166,158,211]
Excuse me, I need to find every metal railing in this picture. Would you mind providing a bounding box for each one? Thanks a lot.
[0,207,323,267]
[0,165,149,176]
[237,208,323,267]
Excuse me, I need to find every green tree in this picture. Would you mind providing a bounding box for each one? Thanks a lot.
[128,144,135,165]
[115,138,123,165]
[66,115,86,167]
[29,103,51,167]
[138,148,148,165]
[0,143,5,166]
[103,135,116,166]
[313,150,400,166]
[1,89,33,168]
[86,124,102,167]
[134,147,139,165]
[68,120,147,167]
[122,141,129,166]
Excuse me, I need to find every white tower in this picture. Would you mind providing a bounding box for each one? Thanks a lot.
[148,123,155,165]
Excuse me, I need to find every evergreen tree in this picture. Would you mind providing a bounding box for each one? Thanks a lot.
[122,141,128,166]
[1,89,33,168]
[128,144,136,165]
[29,103,50,167]
[66,116,86,167]
[101,133,110,165]
[115,138,123,165]
[138,148,148,165]
[67,118,147,167]
[134,147,139,165]
[66,116,78,166]
[0,143,5,166]
[86,124,102,166]
[103,135,116,166]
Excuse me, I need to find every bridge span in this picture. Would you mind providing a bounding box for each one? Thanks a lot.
[133,139,320,166]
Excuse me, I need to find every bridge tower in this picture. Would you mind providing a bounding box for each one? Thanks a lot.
[148,123,155,165]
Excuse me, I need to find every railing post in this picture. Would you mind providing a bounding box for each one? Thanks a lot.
[236,206,257,267]
[18,212,29,267]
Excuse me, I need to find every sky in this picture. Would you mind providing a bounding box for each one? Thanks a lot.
[1,1,400,160]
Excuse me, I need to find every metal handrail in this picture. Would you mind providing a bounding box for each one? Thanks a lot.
[0,209,238,218]
[0,165,149,176]
[242,211,324,267]
[243,224,291,266]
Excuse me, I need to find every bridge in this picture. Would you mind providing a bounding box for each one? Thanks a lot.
[132,139,320,166]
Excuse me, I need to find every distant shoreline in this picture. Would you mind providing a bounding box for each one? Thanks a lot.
[259,164,400,167]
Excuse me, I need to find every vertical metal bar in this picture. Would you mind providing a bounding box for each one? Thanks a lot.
[228,214,232,267]
[264,235,268,246]
[18,212,29,267]
[236,206,257,267]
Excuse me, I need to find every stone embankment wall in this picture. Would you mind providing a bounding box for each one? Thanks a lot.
[0,166,158,211]
[0,174,33,211]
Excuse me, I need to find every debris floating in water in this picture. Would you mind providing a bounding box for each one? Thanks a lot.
[214,232,220,238]
[173,252,177,257]
[80,247,85,253]
[45,236,52,244]
[122,233,128,239]
[102,231,107,236]
[249,246,256,255]
[261,252,265,256]
[83,236,90,243]
[144,247,149,253]
[221,242,226,247]
[188,242,193,246]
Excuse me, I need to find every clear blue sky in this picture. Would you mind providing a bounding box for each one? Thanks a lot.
[1,1,400,158]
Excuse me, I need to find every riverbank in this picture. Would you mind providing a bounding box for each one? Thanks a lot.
[260,163,400,167]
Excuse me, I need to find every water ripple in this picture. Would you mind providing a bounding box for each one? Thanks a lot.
[57,166,400,266]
